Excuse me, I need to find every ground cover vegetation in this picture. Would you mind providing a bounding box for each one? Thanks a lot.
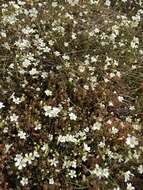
[0,0,143,189]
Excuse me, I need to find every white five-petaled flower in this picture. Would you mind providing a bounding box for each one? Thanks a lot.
[20,177,28,186]
[68,169,76,178]
[105,0,111,7]
[0,102,5,109]
[111,127,119,134]
[69,112,77,121]
[92,122,102,130]
[22,58,31,68]
[49,158,59,167]
[10,113,18,122]
[124,171,133,182]
[131,37,139,49]
[126,183,135,190]
[118,96,124,102]
[138,165,143,174]
[14,154,27,170]
[44,89,52,96]
[25,153,35,164]
[18,130,27,140]
[29,68,38,75]
[126,135,138,148]
[49,178,54,185]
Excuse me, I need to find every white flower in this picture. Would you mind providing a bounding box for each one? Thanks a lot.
[92,122,102,130]
[33,150,39,158]
[15,39,30,50]
[138,165,143,174]
[67,0,79,6]
[64,42,69,47]
[99,141,105,148]
[41,143,49,152]
[3,127,8,133]
[44,89,52,96]
[41,72,48,79]
[49,40,54,46]
[25,153,35,164]
[110,72,115,78]
[111,127,119,134]
[43,105,51,115]
[22,26,35,35]
[94,28,100,33]
[133,124,141,130]
[84,127,89,133]
[13,97,22,104]
[18,130,27,140]
[43,105,61,117]
[49,178,54,185]
[72,33,76,39]
[91,164,103,179]
[57,134,77,143]
[109,101,113,106]
[126,183,135,190]
[49,158,59,167]
[78,65,85,72]
[131,37,139,49]
[104,78,109,83]
[62,55,70,60]
[29,68,38,75]
[102,168,109,178]
[68,169,76,178]
[71,161,77,168]
[22,59,31,68]
[90,165,109,179]
[91,56,98,63]
[54,51,60,56]
[126,135,138,148]
[29,8,38,18]
[105,0,111,6]
[35,122,42,130]
[69,112,77,121]
[83,143,91,152]
[84,85,89,90]
[58,135,66,143]
[20,177,28,186]
[67,134,77,143]
[0,102,5,109]
[130,106,135,111]
[118,96,124,102]
[4,144,12,153]
[90,0,98,5]
[14,154,27,170]
[43,46,50,53]
[113,187,120,190]
[124,171,133,182]
[10,113,18,122]
[10,93,23,104]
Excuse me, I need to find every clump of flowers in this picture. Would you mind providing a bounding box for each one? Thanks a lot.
[1,0,143,189]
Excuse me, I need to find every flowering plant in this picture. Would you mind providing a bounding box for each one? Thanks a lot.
[1,0,143,189]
